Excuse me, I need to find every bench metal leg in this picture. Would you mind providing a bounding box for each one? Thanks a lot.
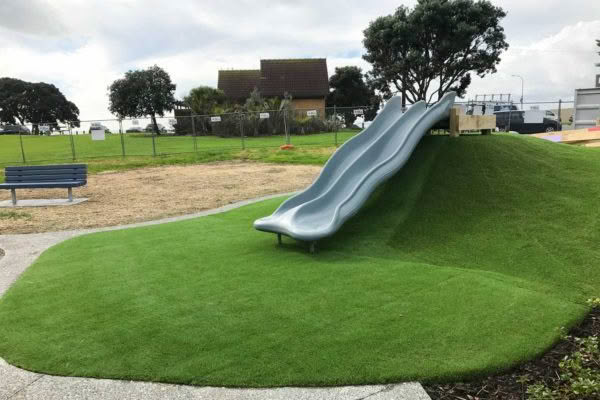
[11,189,16,205]
[68,187,73,202]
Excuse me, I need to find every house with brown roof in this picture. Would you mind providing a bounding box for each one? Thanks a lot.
[218,58,329,111]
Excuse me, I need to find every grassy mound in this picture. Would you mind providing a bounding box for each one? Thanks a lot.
[0,134,598,387]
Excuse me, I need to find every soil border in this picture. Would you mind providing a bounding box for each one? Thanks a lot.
[423,307,599,399]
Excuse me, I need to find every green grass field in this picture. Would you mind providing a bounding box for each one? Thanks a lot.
[0,131,357,164]
[0,134,598,387]
[0,131,356,181]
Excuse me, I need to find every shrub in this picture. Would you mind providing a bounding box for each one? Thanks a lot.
[289,117,327,135]
[525,298,600,399]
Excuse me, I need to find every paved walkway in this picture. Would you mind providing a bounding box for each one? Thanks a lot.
[0,194,431,400]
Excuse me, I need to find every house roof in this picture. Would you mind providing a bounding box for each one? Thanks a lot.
[217,70,260,100]
[259,58,329,99]
[217,59,329,101]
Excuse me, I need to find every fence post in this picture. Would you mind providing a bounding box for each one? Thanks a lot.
[119,120,126,158]
[558,99,562,125]
[191,113,198,152]
[284,110,290,145]
[68,123,76,161]
[333,105,338,147]
[18,132,26,163]
[507,104,512,132]
[240,113,246,150]
[151,131,157,157]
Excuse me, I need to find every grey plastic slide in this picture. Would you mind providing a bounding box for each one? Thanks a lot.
[254,91,456,242]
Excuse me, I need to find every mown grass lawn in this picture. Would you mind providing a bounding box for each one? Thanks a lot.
[0,134,598,387]
[0,130,358,164]
[0,131,356,181]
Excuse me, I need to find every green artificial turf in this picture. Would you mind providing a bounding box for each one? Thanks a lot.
[0,134,598,387]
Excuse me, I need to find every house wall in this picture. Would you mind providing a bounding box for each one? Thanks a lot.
[292,98,325,112]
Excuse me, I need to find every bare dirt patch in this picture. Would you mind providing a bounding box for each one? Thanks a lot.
[0,162,321,234]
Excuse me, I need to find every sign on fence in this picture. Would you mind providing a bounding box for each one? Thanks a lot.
[306,110,318,117]
[259,112,270,119]
[91,129,106,141]
[353,109,364,116]
[211,116,222,122]
[39,125,50,133]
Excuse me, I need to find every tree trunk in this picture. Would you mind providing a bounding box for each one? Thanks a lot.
[402,72,407,111]
[401,90,406,111]
[151,114,160,135]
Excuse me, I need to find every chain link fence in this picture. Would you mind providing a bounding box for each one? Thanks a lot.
[454,99,575,124]
[0,99,581,165]
[0,106,373,165]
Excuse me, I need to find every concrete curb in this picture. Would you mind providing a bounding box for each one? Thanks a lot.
[0,193,431,400]
[0,198,89,208]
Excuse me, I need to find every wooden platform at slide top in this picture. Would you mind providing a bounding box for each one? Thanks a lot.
[448,107,496,137]
[532,126,600,147]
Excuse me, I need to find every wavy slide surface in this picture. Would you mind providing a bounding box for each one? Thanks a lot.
[254,92,456,242]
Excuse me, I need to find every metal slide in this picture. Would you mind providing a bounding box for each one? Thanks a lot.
[254,92,456,246]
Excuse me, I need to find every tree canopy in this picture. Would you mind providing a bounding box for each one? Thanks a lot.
[183,86,226,116]
[108,65,176,134]
[326,66,380,126]
[0,78,80,133]
[363,0,508,104]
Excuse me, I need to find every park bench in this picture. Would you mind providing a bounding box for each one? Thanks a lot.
[0,164,87,205]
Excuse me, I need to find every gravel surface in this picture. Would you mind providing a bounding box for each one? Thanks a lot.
[0,162,321,234]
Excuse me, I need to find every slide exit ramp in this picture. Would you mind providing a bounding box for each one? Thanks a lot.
[254,92,456,249]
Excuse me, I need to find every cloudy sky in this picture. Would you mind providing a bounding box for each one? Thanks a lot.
[1,0,599,120]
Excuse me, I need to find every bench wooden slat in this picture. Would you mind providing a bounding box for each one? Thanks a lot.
[0,181,86,189]
[6,176,86,182]
[5,164,86,171]
[6,169,86,176]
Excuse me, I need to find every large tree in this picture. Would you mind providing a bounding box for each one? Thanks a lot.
[363,0,508,104]
[0,78,80,133]
[326,66,380,127]
[108,65,176,134]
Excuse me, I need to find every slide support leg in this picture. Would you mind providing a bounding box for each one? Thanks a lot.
[10,189,16,205]
[68,187,73,202]
[277,233,282,245]
[309,241,316,254]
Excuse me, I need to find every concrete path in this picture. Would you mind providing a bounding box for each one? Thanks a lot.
[0,193,431,400]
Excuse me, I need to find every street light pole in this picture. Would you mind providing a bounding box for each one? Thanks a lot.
[512,74,524,110]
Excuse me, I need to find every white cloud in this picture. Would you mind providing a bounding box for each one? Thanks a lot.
[0,0,66,36]
[467,20,600,104]
[0,0,599,119]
